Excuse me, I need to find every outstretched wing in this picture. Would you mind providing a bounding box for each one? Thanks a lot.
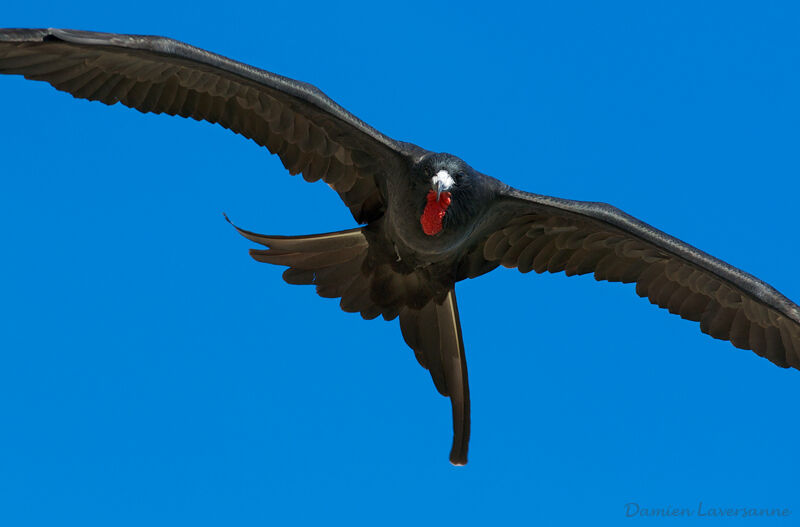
[0,28,423,223]
[459,187,800,370]
[399,290,470,465]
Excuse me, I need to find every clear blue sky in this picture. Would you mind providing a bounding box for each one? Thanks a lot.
[1,2,799,525]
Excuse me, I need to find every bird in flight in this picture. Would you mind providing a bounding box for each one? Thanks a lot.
[1,28,798,465]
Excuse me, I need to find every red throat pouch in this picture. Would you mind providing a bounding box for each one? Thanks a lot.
[420,190,452,236]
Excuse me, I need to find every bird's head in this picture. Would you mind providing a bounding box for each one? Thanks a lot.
[416,153,476,236]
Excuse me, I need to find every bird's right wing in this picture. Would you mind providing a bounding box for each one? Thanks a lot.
[0,28,424,223]
[457,187,800,370]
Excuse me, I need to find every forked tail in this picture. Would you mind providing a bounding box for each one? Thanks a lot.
[224,215,384,318]
[400,290,470,465]
[226,215,471,464]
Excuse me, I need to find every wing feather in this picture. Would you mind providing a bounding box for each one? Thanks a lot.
[0,28,425,223]
[463,189,800,370]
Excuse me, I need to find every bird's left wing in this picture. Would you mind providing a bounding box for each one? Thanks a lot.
[457,187,800,370]
[0,28,423,223]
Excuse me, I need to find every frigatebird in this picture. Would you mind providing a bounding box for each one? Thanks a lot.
[1,28,798,465]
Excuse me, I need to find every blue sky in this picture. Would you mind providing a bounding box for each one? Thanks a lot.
[1,2,799,525]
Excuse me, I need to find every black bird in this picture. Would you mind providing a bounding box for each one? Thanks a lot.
[2,28,798,465]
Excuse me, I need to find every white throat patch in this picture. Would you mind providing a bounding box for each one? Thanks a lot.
[432,169,455,191]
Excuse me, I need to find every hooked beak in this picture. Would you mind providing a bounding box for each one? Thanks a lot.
[430,169,455,201]
[434,178,447,201]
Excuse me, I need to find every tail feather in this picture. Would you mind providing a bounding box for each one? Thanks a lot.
[225,215,387,319]
[227,216,471,463]
[400,289,471,465]
[250,247,363,268]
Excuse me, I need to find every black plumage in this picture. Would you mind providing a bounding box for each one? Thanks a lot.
[1,28,798,465]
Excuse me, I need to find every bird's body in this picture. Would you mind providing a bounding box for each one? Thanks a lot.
[1,28,798,465]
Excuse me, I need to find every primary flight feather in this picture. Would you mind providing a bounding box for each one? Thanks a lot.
[2,28,798,465]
